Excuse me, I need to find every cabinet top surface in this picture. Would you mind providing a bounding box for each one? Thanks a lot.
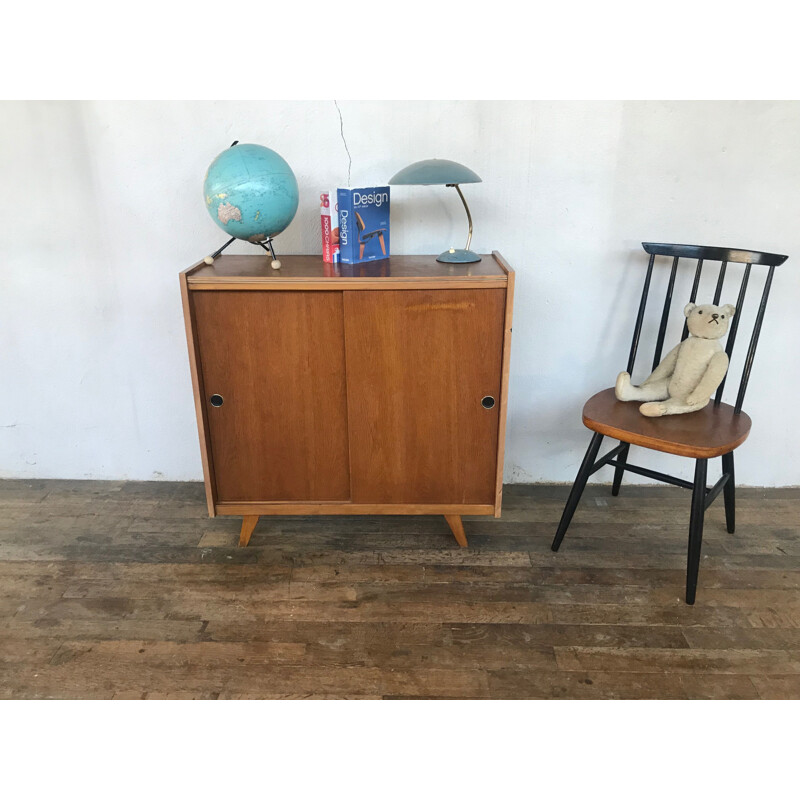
[185,253,511,287]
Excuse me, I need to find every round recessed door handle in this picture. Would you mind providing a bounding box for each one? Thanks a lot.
[209,394,224,407]
[481,395,496,409]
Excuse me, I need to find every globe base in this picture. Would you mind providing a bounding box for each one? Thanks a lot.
[201,235,284,270]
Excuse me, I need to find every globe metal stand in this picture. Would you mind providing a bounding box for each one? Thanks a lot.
[203,237,234,265]
[257,238,282,270]
[203,236,282,270]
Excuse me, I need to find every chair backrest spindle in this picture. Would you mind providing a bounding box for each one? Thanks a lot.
[712,261,728,304]
[652,256,679,370]
[681,258,704,341]
[626,252,655,374]
[734,264,776,414]
[714,262,751,405]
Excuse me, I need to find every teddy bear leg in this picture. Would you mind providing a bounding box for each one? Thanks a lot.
[614,372,635,400]
[640,397,710,417]
[639,401,668,417]
[615,372,669,402]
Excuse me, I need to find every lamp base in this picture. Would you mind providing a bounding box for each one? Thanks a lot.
[436,248,482,264]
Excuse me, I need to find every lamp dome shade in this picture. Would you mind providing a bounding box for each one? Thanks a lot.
[389,159,482,186]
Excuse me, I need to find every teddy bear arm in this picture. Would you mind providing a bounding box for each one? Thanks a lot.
[686,351,730,406]
[641,343,680,386]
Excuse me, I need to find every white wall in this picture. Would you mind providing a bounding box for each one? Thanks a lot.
[2,100,798,485]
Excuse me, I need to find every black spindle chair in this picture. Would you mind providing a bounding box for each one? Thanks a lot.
[552,242,788,604]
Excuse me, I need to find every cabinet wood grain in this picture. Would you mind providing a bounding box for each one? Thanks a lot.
[191,290,350,502]
[344,289,506,505]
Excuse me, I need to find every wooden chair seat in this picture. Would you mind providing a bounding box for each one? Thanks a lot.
[583,388,751,459]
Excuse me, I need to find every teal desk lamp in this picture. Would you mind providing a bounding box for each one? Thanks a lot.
[389,159,482,263]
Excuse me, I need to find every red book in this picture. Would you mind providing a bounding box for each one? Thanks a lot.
[320,192,340,264]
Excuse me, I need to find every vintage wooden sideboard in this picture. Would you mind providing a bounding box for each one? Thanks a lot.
[180,252,514,547]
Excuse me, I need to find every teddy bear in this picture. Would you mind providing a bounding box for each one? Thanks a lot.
[615,302,735,416]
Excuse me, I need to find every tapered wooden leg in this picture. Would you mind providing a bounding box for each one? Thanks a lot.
[378,233,386,255]
[444,515,468,547]
[722,451,735,533]
[686,459,708,605]
[239,515,259,547]
[552,432,604,552]
[612,441,629,496]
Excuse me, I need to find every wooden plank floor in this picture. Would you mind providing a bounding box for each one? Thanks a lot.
[1,479,799,699]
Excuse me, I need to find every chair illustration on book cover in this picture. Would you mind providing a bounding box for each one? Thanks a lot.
[551,242,788,604]
[355,211,387,259]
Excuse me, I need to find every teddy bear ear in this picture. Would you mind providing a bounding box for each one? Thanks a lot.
[722,304,736,318]
[684,302,696,317]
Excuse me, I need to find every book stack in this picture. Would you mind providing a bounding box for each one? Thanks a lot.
[321,186,390,265]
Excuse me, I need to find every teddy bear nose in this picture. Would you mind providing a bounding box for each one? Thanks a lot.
[712,313,719,319]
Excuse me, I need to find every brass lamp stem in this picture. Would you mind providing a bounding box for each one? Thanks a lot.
[451,183,473,250]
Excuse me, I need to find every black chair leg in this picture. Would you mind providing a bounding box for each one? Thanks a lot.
[686,458,708,605]
[611,442,629,496]
[552,432,604,552]
[722,451,735,534]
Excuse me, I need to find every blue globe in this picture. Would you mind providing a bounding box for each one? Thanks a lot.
[203,143,299,243]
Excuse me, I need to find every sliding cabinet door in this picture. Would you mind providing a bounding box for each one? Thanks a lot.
[192,290,350,502]
[344,289,506,505]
